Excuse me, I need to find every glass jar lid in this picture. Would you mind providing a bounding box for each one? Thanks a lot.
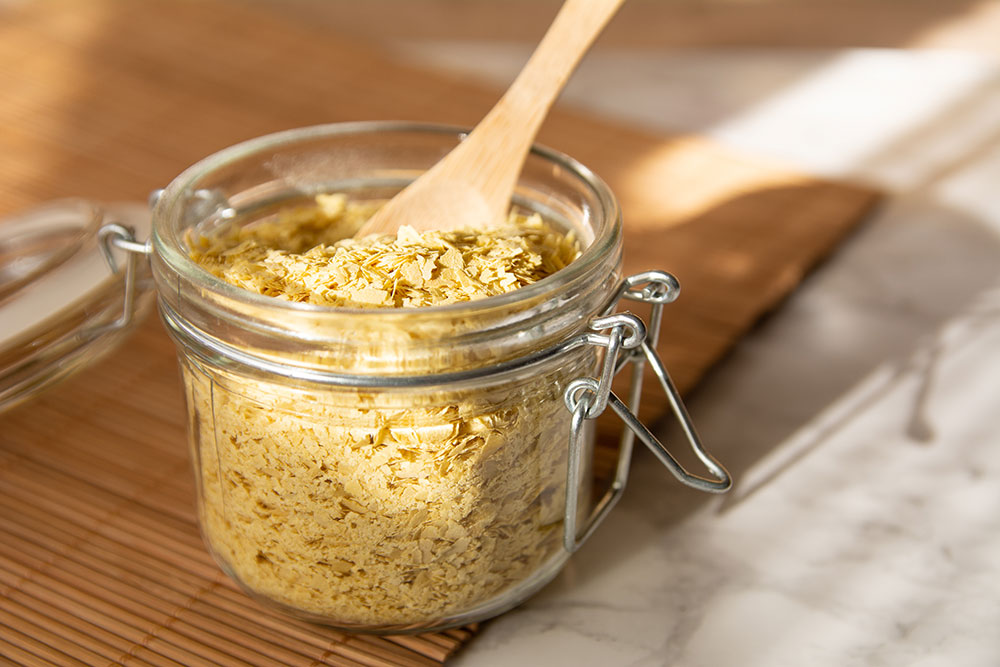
[0,199,153,414]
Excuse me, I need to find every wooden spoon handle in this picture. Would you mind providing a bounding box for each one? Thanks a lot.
[494,0,627,140]
[462,0,627,214]
[357,0,625,237]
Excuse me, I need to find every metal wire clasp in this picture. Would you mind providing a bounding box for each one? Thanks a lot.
[562,271,732,553]
[91,222,152,337]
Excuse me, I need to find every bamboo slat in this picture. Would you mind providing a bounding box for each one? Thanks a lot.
[0,0,878,664]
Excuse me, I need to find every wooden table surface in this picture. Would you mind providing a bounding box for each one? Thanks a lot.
[263,0,1000,53]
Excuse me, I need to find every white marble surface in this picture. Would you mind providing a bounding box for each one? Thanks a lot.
[395,44,1000,665]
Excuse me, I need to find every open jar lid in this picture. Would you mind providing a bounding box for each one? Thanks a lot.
[0,198,154,414]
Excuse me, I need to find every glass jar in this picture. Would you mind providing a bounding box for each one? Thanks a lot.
[140,122,730,633]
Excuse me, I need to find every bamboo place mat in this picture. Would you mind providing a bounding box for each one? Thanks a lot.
[0,1,880,665]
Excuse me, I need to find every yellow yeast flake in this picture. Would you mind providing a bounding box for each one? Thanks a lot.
[188,195,580,307]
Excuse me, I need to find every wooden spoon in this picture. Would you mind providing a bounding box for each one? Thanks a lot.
[355,0,626,237]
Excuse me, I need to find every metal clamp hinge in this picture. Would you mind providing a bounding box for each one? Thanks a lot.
[89,222,152,338]
[562,271,732,553]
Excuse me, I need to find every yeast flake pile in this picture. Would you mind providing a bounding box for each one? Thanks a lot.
[188,193,580,308]
[181,193,591,627]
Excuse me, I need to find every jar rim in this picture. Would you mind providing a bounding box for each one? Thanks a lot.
[152,121,621,319]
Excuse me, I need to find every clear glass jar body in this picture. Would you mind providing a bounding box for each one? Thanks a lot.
[151,122,623,633]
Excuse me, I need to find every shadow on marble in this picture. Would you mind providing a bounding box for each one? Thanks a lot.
[657,194,1000,512]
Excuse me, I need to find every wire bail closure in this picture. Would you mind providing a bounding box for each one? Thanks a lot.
[93,222,152,338]
[562,271,732,553]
